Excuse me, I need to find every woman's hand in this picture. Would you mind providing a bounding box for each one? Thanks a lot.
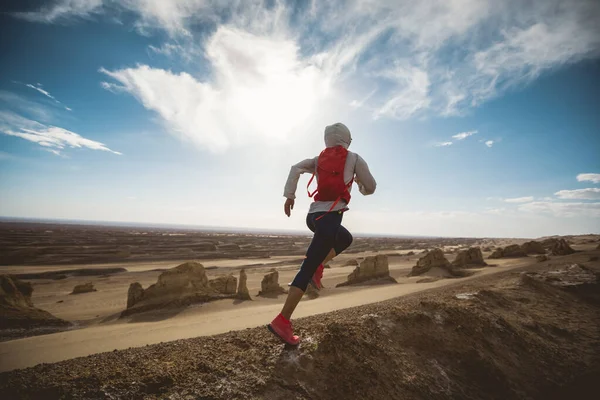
[284,198,295,217]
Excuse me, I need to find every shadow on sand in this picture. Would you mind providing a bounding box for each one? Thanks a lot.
[125,307,187,323]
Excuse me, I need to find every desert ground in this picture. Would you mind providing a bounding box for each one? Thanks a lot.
[1,222,599,399]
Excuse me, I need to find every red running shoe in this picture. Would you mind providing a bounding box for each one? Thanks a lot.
[310,264,324,290]
[268,314,300,346]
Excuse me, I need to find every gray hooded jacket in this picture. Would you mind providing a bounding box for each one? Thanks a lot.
[283,123,377,214]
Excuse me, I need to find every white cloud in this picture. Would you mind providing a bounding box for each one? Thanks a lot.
[0,91,56,123]
[45,148,66,157]
[434,141,453,147]
[471,9,600,106]
[555,188,600,200]
[519,201,600,218]
[101,26,331,152]
[577,173,600,184]
[18,0,600,142]
[0,112,121,155]
[483,208,507,215]
[349,89,377,109]
[26,83,54,99]
[23,83,72,111]
[148,43,194,61]
[452,130,478,140]
[14,0,103,23]
[374,65,431,119]
[504,196,534,203]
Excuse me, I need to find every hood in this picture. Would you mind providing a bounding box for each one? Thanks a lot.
[324,123,352,149]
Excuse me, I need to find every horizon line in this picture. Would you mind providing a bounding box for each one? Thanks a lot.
[0,216,478,240]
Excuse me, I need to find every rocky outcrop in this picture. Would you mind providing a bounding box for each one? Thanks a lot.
[1,275,70,330]
[258,269,286,297]
[596,244,600,250]
[127,282,144,309]
[540,238,559,249]
[236,269,251,301]
[209,274,237,294]
[70,282,96,295]
[337,255,396,287]
[1,275,33,309]
[536,255,549,263]
[488,248,503,258]
[409,249,473,278]
[154,261,209,290]
[410,249,450,276]
[521,264,598,303]
[504,244,527,257]
[488,244,527,259]
[452,248,487,268]
[520,241,546,255]
[122,261,236,317]
[551,239,576,256]
[345,259,359,266]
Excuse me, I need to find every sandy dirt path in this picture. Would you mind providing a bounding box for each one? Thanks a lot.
[0,260,530,372]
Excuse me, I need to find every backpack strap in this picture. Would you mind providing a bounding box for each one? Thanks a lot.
[307,173,317,198]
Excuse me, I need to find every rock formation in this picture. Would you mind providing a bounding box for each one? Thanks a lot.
[70,282,96,295]
[122,261,236,317]
[488,248,503,258]
[550,239,576,256]
[452,247,487,268]
[520,241,546,255]
[410,249,450,275]
[521,264,598,303]
[409,249,473,278]
[536,255,549,263]
[406,251,415,256]
[1,275,34,311]
[127,282,144,309]
[540,238,559,249]
[1,275,70,330]
[337,255,396,287]
[596,244,600,250]
[504,244,528,257]
[258,269,286,297]
[488,244,527,259]
[209,274,237,294]
[345,259,359,266]
[236,269,251,301]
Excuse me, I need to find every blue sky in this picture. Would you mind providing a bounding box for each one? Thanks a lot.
[1,0,599,238]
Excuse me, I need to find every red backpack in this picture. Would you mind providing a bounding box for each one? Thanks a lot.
[307,146,353,219]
